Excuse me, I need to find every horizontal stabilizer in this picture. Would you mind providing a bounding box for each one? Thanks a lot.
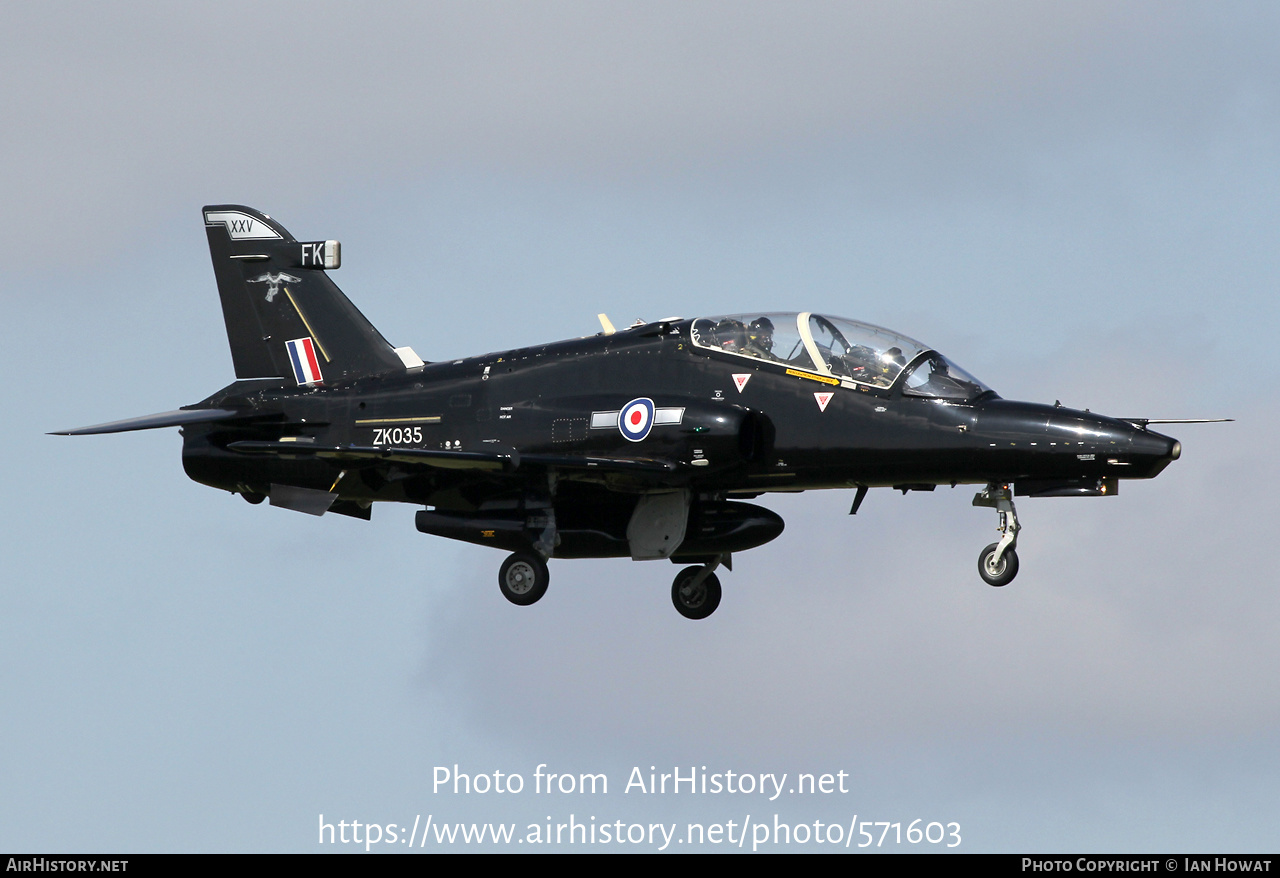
[51,408,255,436]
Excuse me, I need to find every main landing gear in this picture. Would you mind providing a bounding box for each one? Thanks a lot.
[498,552,549,606]
[496,551,729,619]
[972,482,1020,587]
[671,555,727,620]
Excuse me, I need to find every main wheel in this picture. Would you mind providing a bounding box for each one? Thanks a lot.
[978,543,1019,587]
[498,553,549,605]
[671,566,722,620]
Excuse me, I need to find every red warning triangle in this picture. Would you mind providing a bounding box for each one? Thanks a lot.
[732,373,751,393]
[814,391,834,412]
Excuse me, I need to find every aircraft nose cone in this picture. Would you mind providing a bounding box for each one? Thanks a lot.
[1129,429,1180,478]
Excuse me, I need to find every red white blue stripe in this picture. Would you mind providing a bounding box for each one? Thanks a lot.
[286,337,323,386]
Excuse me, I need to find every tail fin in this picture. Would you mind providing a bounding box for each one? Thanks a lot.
[203,205,414,384]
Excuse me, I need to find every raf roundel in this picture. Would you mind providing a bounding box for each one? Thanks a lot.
[618,397,656,442]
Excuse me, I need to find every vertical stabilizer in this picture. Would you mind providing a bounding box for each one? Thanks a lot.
[202,205,406,384]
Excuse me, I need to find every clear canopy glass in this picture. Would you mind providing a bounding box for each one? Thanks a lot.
[690,312,991,401]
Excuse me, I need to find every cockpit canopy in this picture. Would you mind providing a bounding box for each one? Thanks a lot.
[690,312,992,402]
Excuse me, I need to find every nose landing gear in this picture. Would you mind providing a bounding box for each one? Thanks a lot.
[973,483,1020,587]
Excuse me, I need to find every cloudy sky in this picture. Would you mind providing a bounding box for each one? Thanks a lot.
[3,2,1277,852]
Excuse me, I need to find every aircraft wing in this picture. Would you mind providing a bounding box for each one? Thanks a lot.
[518,452,677,474]
[226,441,678,475]
[227,441,518,472]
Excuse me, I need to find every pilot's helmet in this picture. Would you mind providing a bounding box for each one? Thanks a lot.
[748,317,774,351]
[880,346,906,368]
[715,318,747,351]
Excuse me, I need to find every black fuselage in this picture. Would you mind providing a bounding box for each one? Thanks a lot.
[182,319,1179,546]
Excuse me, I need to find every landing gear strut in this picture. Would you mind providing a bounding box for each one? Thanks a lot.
[973,483,1020,587]
[671,556,726,620]
[498,552,549,605]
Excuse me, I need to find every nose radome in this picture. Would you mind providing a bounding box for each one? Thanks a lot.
[1170,440,1181,460]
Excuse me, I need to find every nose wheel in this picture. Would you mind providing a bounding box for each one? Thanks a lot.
[498,552,549,605]
[973,483,1021,587]
[978,542,1019,586]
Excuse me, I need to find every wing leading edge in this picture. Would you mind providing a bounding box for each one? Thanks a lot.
[225,440,678,474]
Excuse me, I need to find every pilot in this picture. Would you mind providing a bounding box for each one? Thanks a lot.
[880,346,906,369]
[744,317,775,359]
[872,346,906,386]
[714,318,748,353]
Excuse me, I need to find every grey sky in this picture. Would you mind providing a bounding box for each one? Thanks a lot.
[4,3,1275,262]
[3,2,1277,852]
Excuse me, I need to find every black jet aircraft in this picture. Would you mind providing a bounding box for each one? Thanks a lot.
[56,205,1201,619]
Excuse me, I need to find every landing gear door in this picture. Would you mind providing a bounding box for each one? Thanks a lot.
[627,490,691,560]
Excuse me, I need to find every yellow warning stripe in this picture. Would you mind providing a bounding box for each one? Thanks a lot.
[785,368,839,386]
[354,417,442,425]
[284,287,331,362]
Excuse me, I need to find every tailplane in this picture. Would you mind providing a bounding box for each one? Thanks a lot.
[203,205,420,384]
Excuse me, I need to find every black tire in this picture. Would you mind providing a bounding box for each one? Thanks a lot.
[671,566,722,620]
[978,543,1019,587]
[498,553,549,606]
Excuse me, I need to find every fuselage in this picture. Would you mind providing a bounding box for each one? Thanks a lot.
[181,316,1180,513]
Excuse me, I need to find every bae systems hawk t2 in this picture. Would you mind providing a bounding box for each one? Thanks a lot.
[56,206,1204,619]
